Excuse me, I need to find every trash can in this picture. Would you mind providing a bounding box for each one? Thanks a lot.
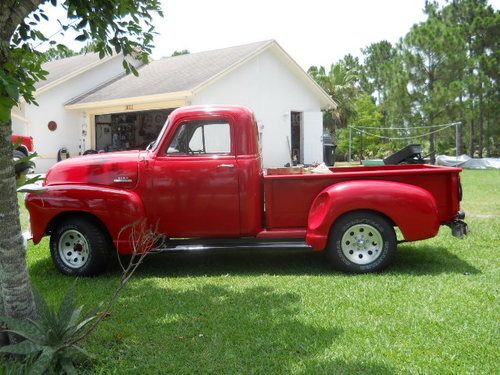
[323,133,336,166]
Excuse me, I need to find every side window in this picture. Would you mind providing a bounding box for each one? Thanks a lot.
[166,120,231,155]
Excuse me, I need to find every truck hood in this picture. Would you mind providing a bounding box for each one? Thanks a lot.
[45,151,142,189]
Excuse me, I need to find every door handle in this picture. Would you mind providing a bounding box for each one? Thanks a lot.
[217,164,235,168]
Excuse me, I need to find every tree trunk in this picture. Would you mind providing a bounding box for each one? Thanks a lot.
[485,118,491,157]
[429,132,436,164]
[469,118,475,157]
[0,120,36,346]
[429,113,435,165]
[457,95,465,155]
[478,88,484,158]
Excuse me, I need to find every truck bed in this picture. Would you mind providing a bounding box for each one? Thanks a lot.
[264,164,462,229]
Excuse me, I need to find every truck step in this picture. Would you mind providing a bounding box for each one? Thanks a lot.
[153,238,312,253]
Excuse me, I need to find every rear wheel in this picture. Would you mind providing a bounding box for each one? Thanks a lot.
[50,217,111,276]
[326,211,396,273]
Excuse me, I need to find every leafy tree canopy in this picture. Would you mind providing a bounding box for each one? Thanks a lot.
[308,0,499,160]
[0,0,163,122]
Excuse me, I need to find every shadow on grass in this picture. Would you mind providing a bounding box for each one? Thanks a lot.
[28,244,479,279]
[100,244,480,278]
[91,283,393,374]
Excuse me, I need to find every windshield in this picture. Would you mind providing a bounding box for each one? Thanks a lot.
[148,117,170,152]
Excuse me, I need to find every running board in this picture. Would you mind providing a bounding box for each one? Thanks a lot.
[152,238,313,253]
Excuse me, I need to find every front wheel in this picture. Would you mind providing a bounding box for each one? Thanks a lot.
[50,217,111,276]
[326,211,396,273]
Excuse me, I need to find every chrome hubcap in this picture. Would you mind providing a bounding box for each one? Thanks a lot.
[58,230,90,269]
[341,224,383,265]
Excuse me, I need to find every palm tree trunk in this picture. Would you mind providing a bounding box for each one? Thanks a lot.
[0,120,36,346]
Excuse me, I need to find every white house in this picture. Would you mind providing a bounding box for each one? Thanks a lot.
[12,40,335,172]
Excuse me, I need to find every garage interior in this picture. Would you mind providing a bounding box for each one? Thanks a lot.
[94,108,174,152]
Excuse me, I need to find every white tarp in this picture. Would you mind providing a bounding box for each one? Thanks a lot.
[436,154,500,169]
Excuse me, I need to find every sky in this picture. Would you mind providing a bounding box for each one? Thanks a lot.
[38,0,500,70]
[153,0,431,69]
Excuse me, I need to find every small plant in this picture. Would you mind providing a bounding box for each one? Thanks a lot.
[0,287,99,374]
[0,220,163,374]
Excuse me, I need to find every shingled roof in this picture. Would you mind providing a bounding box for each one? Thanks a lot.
[66,40,273,106]
[62,40,335,109]
[35,53,117,91]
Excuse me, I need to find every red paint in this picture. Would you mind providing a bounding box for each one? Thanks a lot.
[27,185,144,253]
[305,180,440,250]
[26,105,464,255]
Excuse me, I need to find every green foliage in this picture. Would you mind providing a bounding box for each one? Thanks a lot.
[42,45,78,62]
[309,0,499,160]
[0,0,163,124]
[0,358,32,375]
[308,62,359,130]
[0,287,100,374]
[361,40,396,103]
[11,138,45,189]
[336,93,385,160]
[171,50,190,57]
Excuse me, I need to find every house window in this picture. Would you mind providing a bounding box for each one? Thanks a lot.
[167,120,231,155]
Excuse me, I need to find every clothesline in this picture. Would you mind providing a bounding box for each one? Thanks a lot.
[350,122,460,141]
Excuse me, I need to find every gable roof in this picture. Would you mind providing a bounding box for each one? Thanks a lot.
[66,40,335,109]
[35,53,119,94]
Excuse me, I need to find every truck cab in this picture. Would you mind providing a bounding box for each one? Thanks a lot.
[142,106,262,238]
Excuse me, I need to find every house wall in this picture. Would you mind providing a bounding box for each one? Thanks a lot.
[21,56,139,172]
[191,48,324,167]
[11,104,28,136]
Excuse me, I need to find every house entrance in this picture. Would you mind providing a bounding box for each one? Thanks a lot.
[290,111,302,164]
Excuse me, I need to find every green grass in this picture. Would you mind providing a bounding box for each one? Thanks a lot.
[15,170,500,374]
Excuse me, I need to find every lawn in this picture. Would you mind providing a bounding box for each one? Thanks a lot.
[13,170,500,374]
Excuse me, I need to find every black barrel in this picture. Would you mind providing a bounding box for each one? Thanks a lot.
[323,133,336,166]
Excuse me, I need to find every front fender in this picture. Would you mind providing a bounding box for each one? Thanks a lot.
[306,180,439,250]
[26,185,146,253]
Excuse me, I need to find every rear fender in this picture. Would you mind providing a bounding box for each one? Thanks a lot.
[26,185,146,254]
[306,180,439,250]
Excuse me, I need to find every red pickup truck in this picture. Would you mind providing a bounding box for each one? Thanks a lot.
[26,105,467,276]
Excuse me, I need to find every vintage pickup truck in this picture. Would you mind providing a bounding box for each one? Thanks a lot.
[26,105,468,276]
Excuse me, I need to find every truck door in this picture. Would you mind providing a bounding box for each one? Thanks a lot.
[149,117,240,237]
